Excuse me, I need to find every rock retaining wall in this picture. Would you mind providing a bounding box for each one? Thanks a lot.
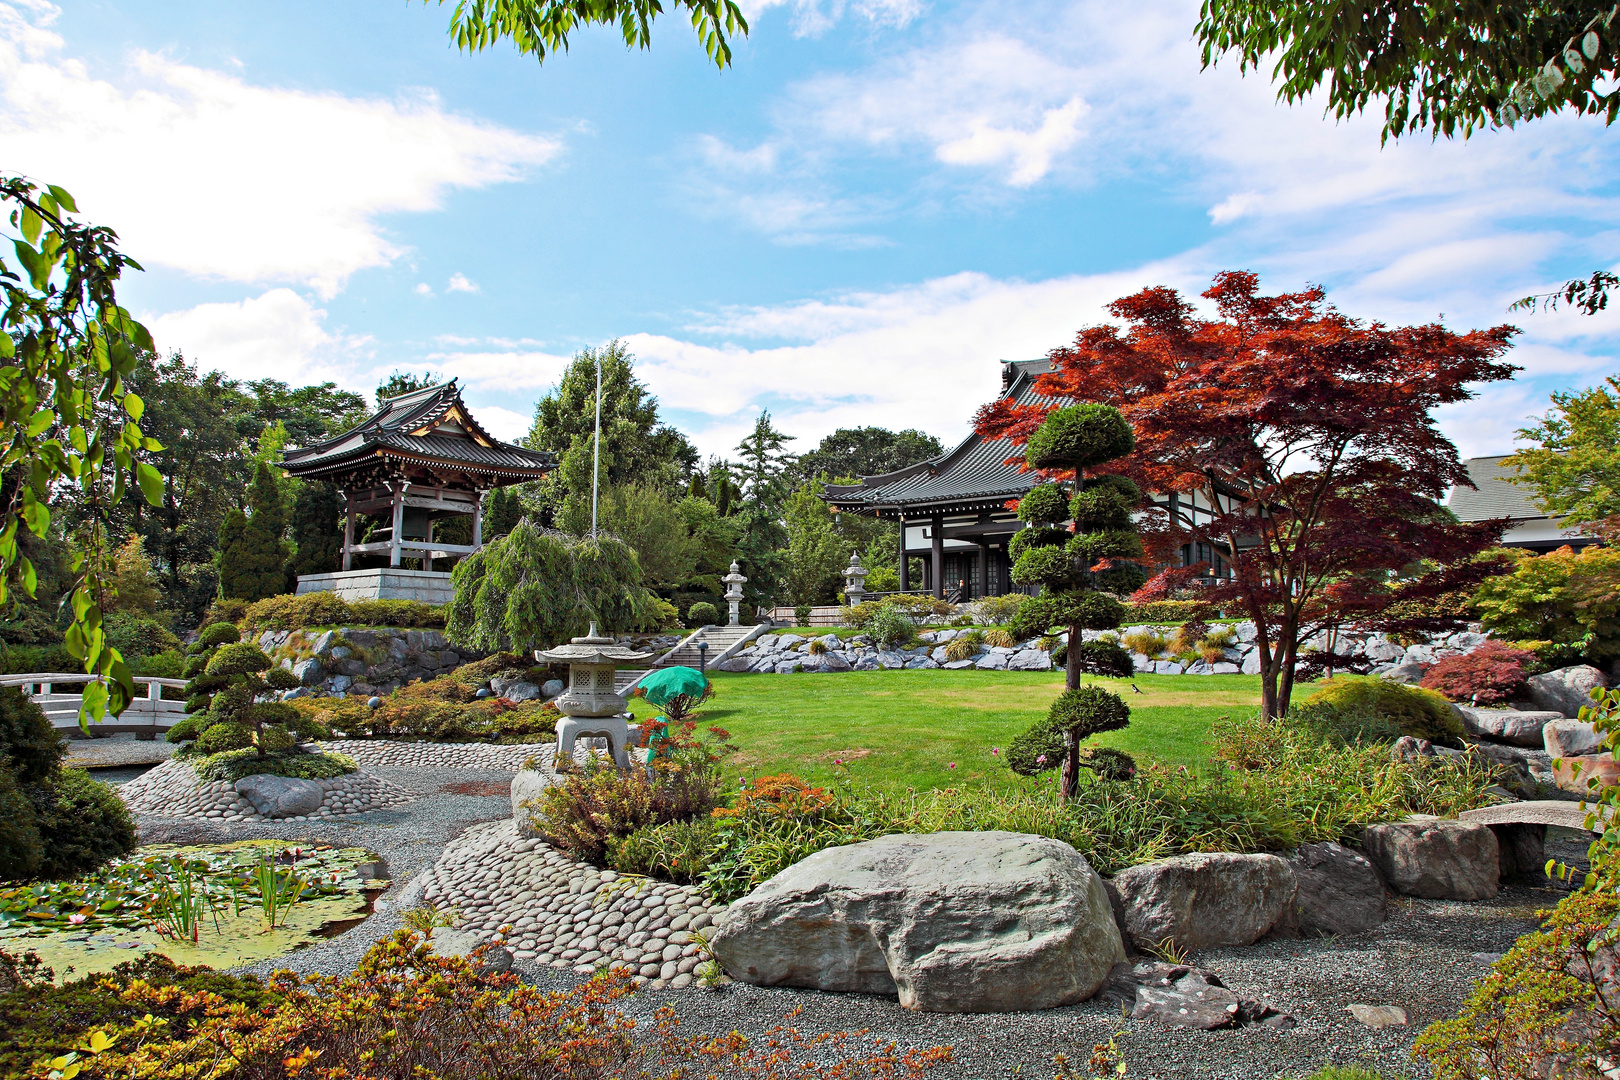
[717,624,1492,677]
[118,758,414,821]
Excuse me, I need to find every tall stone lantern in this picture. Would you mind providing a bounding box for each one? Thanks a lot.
[722,560,748,627]
[535,623,652,769]
[843,551,868,607]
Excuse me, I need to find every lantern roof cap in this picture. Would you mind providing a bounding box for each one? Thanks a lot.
[533,622,653,666]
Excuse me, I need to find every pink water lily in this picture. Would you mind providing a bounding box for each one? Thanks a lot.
[68,912,87,925]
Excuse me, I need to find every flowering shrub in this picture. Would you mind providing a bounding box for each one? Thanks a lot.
[1420,641,1538,705]
[23,932,951,1079]
[713,774,837,820]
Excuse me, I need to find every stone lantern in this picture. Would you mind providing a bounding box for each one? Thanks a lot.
[534,623,652,769]
[843,551,868,607]
[722,560,748,627]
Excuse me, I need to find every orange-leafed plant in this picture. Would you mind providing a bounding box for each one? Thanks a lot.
[714,774,837,821]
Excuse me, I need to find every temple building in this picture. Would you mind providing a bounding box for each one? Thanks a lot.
[1447,455,1599,553]
[280,381,553,604]
[823,359,1230,602]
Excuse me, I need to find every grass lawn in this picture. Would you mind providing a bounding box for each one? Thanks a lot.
[630,670,1263,795]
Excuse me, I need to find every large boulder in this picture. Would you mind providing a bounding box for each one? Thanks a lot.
[1544,719,1605,759]
[709,831,1124,1013]
[1008,649,1054,671]
[1273,842,1386,937]
[510,769,556,838]
[234,774,325,818]
[291,657,325,686]
[1362,816,1499,900]
[1453,707,1562,748]
[1109,853,1295,951]
[429,928,513,973]
[1527,664,1608,718]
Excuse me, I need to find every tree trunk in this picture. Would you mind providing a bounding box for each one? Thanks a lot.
[1065,621,1082,691]
[1060,728,1080,799]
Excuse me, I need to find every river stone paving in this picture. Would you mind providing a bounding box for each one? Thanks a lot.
[313,741,545,770]
[420,819,722,990]
[119,758,414,821]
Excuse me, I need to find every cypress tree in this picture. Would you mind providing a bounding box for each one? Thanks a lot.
[483,486,523,541]
[287,480,342,578]
[219,462,290,601]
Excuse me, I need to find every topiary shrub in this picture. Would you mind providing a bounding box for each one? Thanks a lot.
[1420,641,1538,705]
[1016,482,1070,523]
[193,748,356,783]
[686,601,718,627]
[1023,403,1135,472]
[1007,686,1133,782]
[198,621,242,648]
[1305,675,1462,742]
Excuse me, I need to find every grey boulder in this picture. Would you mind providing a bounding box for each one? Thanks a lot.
[503,681,542,702]
[1383,661,1428,684]
[716,657,752,673]
[429,928,513,973]
[540,678,566,698]
[1273,842,1385,937]
[1007,649,1054,671]
[510,769,557,838]
[1527,664,1608,718]
[1454,706,1562,748]
[234,774,325,818]
[1109,852,1295,951]
[1362,816,1499,900]
[291,658,325,686]
[710,830,1124,1013]
[1544,718,1605,759]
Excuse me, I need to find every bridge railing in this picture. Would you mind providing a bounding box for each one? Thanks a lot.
[1,673,190,732]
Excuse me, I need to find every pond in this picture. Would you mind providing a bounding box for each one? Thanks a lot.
[0,840,387,980]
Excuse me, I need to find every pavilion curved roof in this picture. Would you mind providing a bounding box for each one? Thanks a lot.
[823,359,1052,517]
[280,381,553,485]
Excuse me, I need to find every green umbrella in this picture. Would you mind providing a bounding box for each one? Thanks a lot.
[638,666,710,708]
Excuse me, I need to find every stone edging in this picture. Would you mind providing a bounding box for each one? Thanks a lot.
[421,819,724,989]
[118,758,414,821]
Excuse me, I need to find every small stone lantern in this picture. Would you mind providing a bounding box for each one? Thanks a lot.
[534,623,652,769]
[722,560,748,627]
[843,551,868,607]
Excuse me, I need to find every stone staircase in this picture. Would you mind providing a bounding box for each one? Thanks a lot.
[614,624,765,693]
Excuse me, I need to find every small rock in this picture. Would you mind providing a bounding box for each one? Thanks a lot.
[430,928,513,973]
[291,657,325,686]
[1346,1003,1408,1029]
[1131,972,1240,1030]
[503,681,541,702]
[541,679,565,698]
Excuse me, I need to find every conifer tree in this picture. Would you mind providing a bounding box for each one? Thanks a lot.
[1005,404,1144,798]
[219,461,291,601]
[287,480,342,578]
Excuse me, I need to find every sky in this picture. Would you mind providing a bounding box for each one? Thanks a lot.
[3,0,1618,463]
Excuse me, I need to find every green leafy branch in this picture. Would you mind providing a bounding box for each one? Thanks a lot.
[0,175,163,725]
[427,0,749,69]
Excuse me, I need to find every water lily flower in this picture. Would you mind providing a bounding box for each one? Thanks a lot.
[68,912,87,925]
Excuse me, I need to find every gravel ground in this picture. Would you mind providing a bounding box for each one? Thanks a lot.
[131,763,1589,1080]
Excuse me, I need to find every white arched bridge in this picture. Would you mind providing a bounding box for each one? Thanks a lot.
[1,673,188,733]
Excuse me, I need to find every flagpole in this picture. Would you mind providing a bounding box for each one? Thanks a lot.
[591,353,602,540]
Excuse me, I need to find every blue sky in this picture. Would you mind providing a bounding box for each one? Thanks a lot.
[4,0,1618,461]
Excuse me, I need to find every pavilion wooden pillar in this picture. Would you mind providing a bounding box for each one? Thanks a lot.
[977,541,990,601]
[342,491,355,571]
[389,485,405,568]
[423,519,434,572]
[931,513,945,600]
[896,513,908,592]
[472,489,484,548]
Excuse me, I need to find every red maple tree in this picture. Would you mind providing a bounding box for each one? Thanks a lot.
[976,271,1519,719]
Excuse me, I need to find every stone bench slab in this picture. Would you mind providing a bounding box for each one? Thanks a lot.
[1459,800,1613,832]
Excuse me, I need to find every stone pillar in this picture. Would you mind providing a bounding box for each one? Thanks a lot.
[389,485,405,568]
[931,513,945,600]
[342,490,355,572]
[977,541,990,601]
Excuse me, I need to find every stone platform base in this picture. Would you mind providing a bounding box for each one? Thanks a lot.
[296,568,454,605]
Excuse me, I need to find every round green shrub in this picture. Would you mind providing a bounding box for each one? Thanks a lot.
[164,714,208,744]
[197,621,242,648]
[1078,746,1137,781]
[265,667,301,692]
[1070,476,1140,529]
[1305,676,1462,742]
[867,604,916,648]
[793,604,812,626]
[0,686,64,785]
[1016,483,1070,524]
[1007,527,1069,560]
[1024,404,1135,472]
[104,613,182,661]
[1011,544,1074,589]
[687,602,719,627]
[1049,685,1132,738]
[192,748,355,783]
[195,722,254,755]
[204,642,272,677]
[32,767,136,880]
[1067,529,1145,564]
[1075,639,1136,678]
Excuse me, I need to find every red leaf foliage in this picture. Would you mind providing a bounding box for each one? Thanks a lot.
[1420,641,1538,705]
[975,271,1520,716]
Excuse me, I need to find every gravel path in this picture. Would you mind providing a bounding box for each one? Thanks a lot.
[131,763,1579,1079]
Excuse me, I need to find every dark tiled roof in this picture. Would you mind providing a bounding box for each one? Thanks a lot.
[825,359,1053,515]
[1448,456,1547,522]
[281,381,552,481]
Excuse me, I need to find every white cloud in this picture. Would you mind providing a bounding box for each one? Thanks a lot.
[0,2,561,297]
[746,0,926,37]
[145,289,373,387]
[414,283,434,296]
[446,273,480,293]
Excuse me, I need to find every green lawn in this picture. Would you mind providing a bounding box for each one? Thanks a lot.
[630,670,1263,794]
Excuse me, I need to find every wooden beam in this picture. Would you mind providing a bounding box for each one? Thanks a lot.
[931,514,945,600]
